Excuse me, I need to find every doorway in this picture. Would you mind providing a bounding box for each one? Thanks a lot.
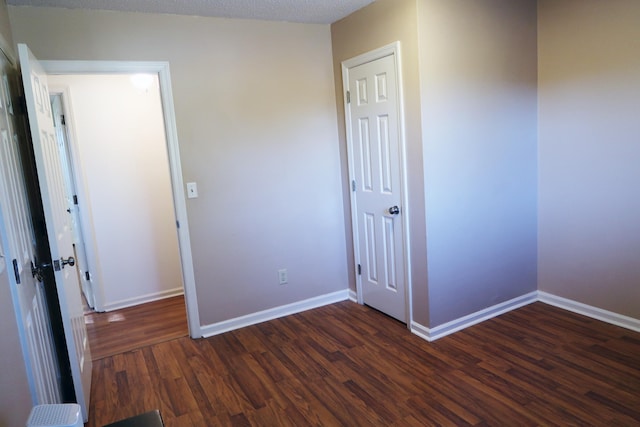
[47,72,192,357]
[49,74,182,312]
[41,60,201,338]
[342,43,412,324]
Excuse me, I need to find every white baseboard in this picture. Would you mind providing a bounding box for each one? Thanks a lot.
[410,291,538,342]
[410,291,640,342]
[410,321,431,342]
[101,287,184,312]
[192,287,639,342]
[200,289,350,338]
[538,291,640,333]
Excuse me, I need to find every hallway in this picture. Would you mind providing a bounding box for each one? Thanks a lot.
[85,296,188,360]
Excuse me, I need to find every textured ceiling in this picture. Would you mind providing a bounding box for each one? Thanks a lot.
[6,0,376,24]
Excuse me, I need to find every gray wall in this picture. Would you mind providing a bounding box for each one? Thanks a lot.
[9,6,349,326]
[418,0,539,326]
[538,0,640,319]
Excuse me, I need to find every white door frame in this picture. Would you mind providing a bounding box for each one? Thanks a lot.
[41,60,201,338]
[341,42,413,326]
[49,92,97,309]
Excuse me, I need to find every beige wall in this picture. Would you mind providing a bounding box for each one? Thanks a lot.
[48,74,183,311]
[331,0,430,325]
[10,6,348,326]
[538,0,640,318]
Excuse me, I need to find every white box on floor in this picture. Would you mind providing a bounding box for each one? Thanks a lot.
[26,404,82,427]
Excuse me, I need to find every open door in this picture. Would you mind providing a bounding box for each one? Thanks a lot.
[0,44,61,406]
[18,43,91,421]
[50,93,96,309]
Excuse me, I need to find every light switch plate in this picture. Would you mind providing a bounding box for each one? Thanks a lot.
[186,182,198,198]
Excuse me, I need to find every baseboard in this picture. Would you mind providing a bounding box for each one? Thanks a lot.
[410,291,538,342]
[538,291,640,333]
[409,321,431,342]
[348,289,358,302]
[200,289,350,338]
[101,287,184,312]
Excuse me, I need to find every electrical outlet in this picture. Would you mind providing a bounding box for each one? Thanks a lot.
[278,269,288,285]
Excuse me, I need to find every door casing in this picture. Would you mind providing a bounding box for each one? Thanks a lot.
[341,42,413,326]
[41,59,202,338]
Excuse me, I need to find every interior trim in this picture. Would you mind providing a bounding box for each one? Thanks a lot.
[101,287,184,313]
[538,291,640,333]
[411,292,539,342]
[200,290,350,338]
[412,291,640,342]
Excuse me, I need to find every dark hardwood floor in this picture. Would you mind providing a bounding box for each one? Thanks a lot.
[85,295,188,360]
[86,301,640,426]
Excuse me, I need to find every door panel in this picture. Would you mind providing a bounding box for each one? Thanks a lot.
[19,43,92,421]
[0,48,61,404]
[51,94,95,309]
[348,54,406,322]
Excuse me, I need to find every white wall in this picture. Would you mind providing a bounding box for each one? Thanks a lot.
[10,7,349,326]
[48,74,183,310]
[538,0,640,319]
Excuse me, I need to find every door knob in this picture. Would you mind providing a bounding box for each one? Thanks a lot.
[31,260,51,282]
[388,205,400,215]
[61,256,75,268]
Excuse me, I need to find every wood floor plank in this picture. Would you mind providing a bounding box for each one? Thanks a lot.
[86,295,188,360]
[86,301,640,426]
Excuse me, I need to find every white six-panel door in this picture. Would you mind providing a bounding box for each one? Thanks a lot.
[19,43,92,422]
[0,46,61,405]
[345,50,408,323]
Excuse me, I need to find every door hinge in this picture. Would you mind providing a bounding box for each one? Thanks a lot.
[13,259,20,284]
[357,264,361,275]
[346,91,351,104]
[61,114,66,125]
[176,220,180,229]
[73,195,78,205]
[85,271,90,281]
[351,180,356,192]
